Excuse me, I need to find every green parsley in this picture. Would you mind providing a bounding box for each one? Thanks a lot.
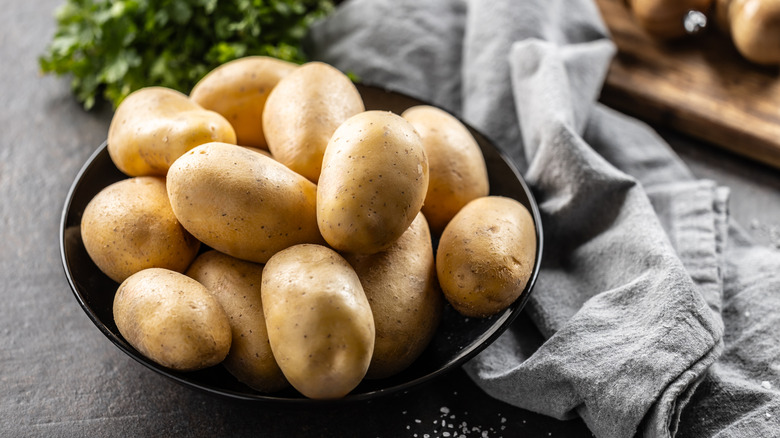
[39,0,334,110]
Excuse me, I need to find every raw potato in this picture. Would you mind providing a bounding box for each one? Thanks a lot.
[80,176,200,283]
[261,244,375,399]
[107,87,236,176]
[344,213,442,379]
[113,268,232,371]
[317,111,429,254]
[436,196,537,318]
[262,62,365,182]
[402,105,489,234]
[722,0,780,65]
[186,251,288,393]
[166,142,324,264]
[190,56,297,149]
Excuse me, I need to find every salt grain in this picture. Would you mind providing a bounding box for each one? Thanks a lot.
[761,381,772,390]
[443,433,451,437]
[440,406,451,415]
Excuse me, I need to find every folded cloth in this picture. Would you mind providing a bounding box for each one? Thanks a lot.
[307,1,780,437]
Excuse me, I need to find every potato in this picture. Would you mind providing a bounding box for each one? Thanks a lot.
[402,105,489,234]
[262,62,364,182]
[317,111,429,254]
[80,176,200,283]
[261,244,375,399]
[107,87,236,176]
[436,196,537,317]
[113,268,232,371]
[190,56,297,149]
[166,142,324,264]
[344,213,442,379]
[186,251,288,393]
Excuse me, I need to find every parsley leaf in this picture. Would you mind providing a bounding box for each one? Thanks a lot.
[39,0,334,110]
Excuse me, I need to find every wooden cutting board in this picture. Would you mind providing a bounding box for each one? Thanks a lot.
[596,0,780,170]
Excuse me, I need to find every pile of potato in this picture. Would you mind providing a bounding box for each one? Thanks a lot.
[80,57,537,399]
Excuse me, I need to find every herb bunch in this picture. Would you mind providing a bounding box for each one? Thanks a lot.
[39,0,334,109]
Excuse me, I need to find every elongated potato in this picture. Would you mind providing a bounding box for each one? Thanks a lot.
[166,142,324,263]
[262,244,375,399]
[186,251,288,393]
[402,105,489,234]
[81,176,200,283]
[108,87,236,176]
[344,213,442,379]
[190,56,297,149]
[263,62,364,182]
[436,196,537,317]
[317,111,428,254]
[113,268,232,371]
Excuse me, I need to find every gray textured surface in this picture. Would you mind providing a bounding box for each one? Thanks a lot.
[1,1,779,438]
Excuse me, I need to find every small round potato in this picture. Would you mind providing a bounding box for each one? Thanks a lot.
[317,111,429,255]
[402,105,489,234]
[261,244,375,399]
[436,196,537,318]
[113,268,232,371]
[107,87,236,176]
[80,176,201,283]
[190,56,297,149]
[166,142,324,264]
[262,62,364,182]
[186,251,288,393]
[344,212,443,379]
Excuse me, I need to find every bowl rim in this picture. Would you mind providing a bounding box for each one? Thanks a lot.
[59,84,544,404]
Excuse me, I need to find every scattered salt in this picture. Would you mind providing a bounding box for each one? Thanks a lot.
[415,419,421,424]
[766,412,772,420]
[440,406,451,415]
[443,433,451,437]
[745,311,751,318]
[501,417,507,424]
[761,381,772,390]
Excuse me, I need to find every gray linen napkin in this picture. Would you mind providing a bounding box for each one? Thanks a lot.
[307,1,780,437]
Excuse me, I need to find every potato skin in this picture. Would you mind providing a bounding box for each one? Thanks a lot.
[317,111,429,255]
[190,56,297,149]
[344,213,442,379]
[166,142,324,264]
[108,87,236,176]
[186,251,288,393]
[436,196,537,317]
[262,62,364,182]
[80,176,201,283]
[113,268,232,371]
[261,244,375,399]
[402,105,489,234]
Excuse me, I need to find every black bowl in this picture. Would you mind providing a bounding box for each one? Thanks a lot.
[59,84,543,404]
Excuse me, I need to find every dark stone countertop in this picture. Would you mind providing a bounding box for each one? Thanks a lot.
[2,2,778,437]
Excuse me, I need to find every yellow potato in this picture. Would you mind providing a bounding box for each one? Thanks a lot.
[402,105,489,234]
[113,268,232,371]
[166,142,324,264]
[262,62,364,182]
[190,56,297,149]
[80,176,200,283]
[107,87,236,176]
[344,213,443,379]
[186,250,288,393]
[436,196,537,318]
[317,111,429,254]
[261,244,375,399]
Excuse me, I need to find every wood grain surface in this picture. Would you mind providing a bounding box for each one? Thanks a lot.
[596,0,780,170]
